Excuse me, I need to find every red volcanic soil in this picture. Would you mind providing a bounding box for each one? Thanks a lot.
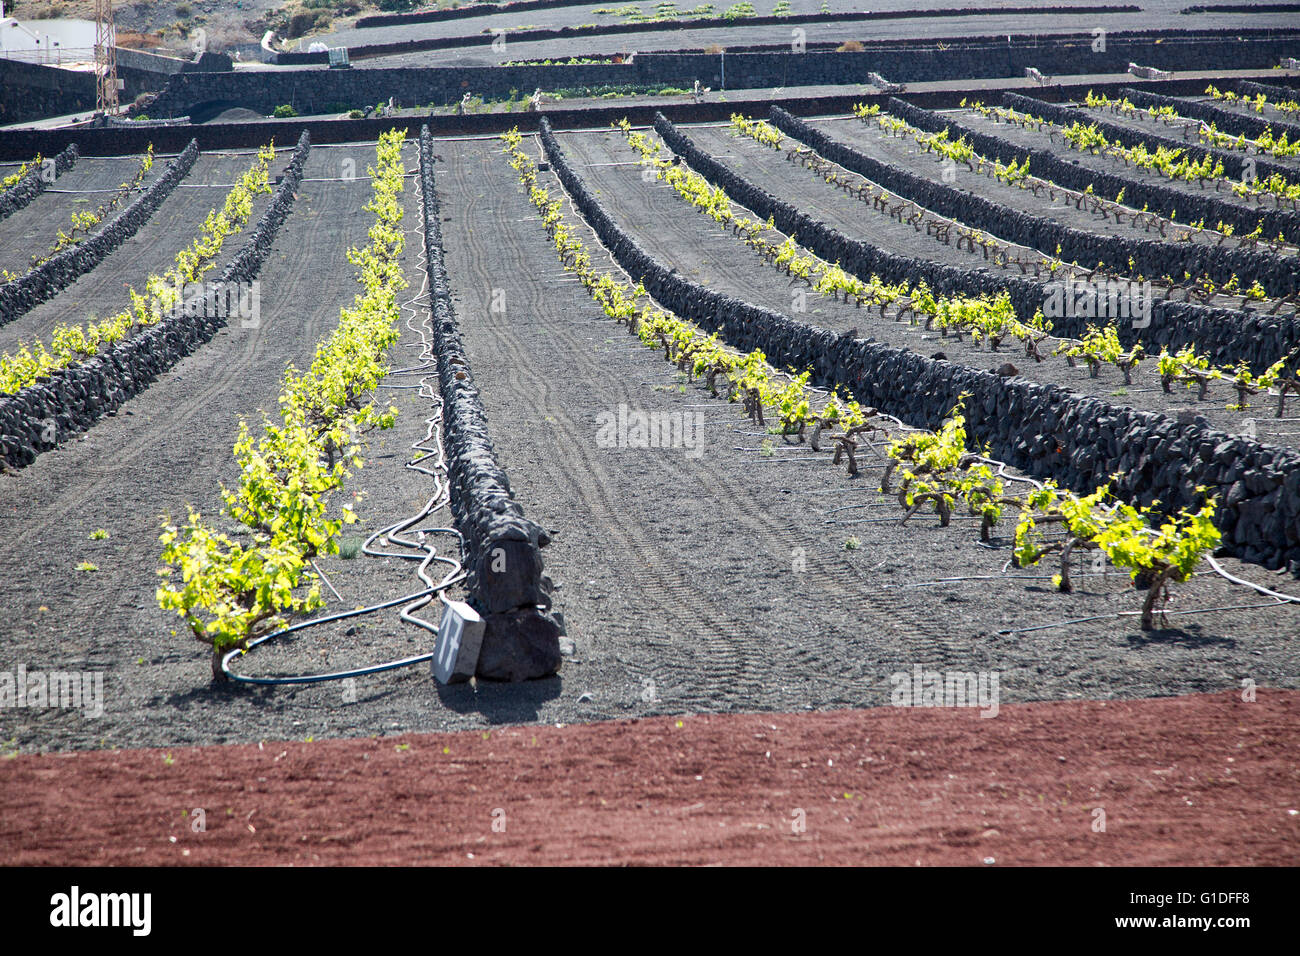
[2,690,1297,866]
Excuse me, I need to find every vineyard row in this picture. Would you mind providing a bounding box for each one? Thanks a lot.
[540,117,1300,572]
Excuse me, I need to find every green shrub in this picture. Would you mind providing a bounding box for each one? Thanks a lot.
[272,104,298,118]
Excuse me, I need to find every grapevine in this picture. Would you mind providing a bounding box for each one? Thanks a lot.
[882,398,1019,542]
[0,154,43,192]
[1054,324,1143,383]
[1014,481,1220,630]
[157,131,408,677]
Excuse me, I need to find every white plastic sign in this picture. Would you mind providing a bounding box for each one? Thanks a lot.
[432,599,484,684]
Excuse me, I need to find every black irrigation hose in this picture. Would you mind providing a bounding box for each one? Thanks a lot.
[222,158,467,685]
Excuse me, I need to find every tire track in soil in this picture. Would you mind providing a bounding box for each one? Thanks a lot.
[541,133,980,668]
[444,137,960,711]
[444,143,772,710]
[454,146,800,708]
[475,144,843,703]
[532,152,978,683]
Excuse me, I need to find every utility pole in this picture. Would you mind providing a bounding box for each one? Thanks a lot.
[94,0,119,114]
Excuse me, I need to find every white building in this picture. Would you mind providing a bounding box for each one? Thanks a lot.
[0,4,98,66]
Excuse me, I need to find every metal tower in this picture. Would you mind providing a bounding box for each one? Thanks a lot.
[94,0,119,114]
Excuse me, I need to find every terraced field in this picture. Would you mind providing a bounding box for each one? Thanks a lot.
[0,153,166,279]
[0,150,294,353]
[1,9,1297,877]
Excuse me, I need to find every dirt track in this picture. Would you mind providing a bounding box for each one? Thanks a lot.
[2,690,1295,865]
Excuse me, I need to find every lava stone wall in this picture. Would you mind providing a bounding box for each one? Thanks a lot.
[0,143,78,223]
[0,132,310,473]
[282,21,1285,86]
[147,63,637,117]
[144,31,1300,117]
[280,9,1143,66]
[1004,91,1296,187]
[0,140,200,328]
[770,106,1298,300]
[0,57,167,126]
[1121,86,1300,141]
[539,116,1300,572]
[355,2,1137,29]
[1235,79,1300,102]
[0,59,96,126]
[0,95,878,161]
[417,126,561,681]
[658,113,1300,372]
[888,97,1300,256]
[356,0,587,26]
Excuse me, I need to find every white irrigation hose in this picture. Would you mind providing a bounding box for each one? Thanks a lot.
[1207,554,1300,604]
[223,161,467,685]
[43,187,146,194]
[978,457,1045,490]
